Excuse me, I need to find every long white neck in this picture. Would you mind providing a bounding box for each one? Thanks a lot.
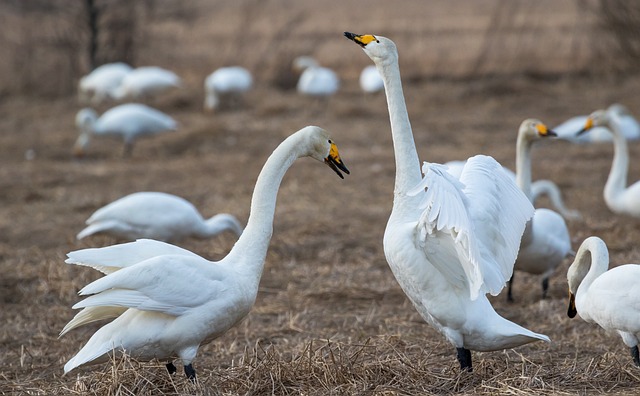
[572,238,609,296]
[515,132,534,202]
[604,118,629,206]
[195,214,242,238]
[376,54,422,218]
[224,134,302,287]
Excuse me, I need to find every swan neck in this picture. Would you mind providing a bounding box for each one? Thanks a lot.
[377,55,422,210]
[604,120,629,203]
[515,133,533,201]
[573,240,609,294]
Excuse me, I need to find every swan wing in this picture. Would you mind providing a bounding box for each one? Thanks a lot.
[408,155,534,299]
[66,239,203,274]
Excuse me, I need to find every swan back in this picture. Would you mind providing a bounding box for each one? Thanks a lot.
[359,65,384,93]
[78,63,132,104]
[204,67,253,110]
[113,66,181,100]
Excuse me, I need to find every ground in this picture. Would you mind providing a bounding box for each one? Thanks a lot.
[2,1,640,395]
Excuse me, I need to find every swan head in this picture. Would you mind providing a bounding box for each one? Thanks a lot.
[299,126,350,179]
[519,119,557,142]
[566,236,608,318]
[344,32,398,66]
[577,109,608,136]
[73,108,98,157]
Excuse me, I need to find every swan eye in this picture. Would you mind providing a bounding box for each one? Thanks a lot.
[328,139,333,144]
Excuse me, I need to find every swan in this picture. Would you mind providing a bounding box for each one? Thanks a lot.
[359,65,384,94]
[73,103,178,157]
[78,62,132,105]
[444,161,580,221]
[292,56,340,98]
[61,125,350,379]
[508,119,573,302]
[77,192,243,242]
[112,66,181,101]
[567,236,640,367]
[555,104,640,144]
[344,32,549,371]
[577,108,640,217]
[204,66,253,111]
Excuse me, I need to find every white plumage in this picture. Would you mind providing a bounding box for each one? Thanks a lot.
[359,65,384,94]
[78,62,132,105]
[61,126,350,379]
[112,66,181,101]
[204,66,253,111]
[567,236,640,367]
[77,192,243,242]
[293,56,339,98]
[344,32,549,371]
[73,103,178,157]
[555,104,640,143]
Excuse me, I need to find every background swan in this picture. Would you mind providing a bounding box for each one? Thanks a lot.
[73,103,178,157]
[508,119,573,302]
[77,192,243,242]
[78,62,132,105]
[567,236,640,367]
[578,108,640,217]
[555,104,640,144]
[359,65,384,94]
[204,66,253,112]
[61,125,350,379]
[112,66,182,101]
[292,56,339,98]
[344,32,549,371]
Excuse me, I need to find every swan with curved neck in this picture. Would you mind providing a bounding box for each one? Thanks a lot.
[61,126,349,379]
[578,108,640,217]
[567,236,640,367]
[508,119,573,301]
[344,32,549,371]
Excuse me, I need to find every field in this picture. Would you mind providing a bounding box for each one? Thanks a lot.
[3,1,640,395]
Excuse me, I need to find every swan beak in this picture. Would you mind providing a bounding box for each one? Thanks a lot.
[344,32,377,48]
[576,117,594,136]
[324,142,350,179]
[567,291,577,318]
[536,123,557,137]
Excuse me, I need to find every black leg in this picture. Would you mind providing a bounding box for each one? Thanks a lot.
[631,346,640,367]
[541,277,549,299]
[166,362,177,375]
[456,347,473,372]
[184,363,197,381]
[507,274,514,303]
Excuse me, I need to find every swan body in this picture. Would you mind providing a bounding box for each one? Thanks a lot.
[344,32,549,371]
[112,66,181,101]
[62,126,350,378]
[567,236,640,366]
[579,108,640,217]
[508,119,573,301]
[444,161,580,221]
[77,192,243,242]
[78,62,132,105]
[555,104,640,143]
[359,65,384,94]
[293,56,339,98]
[204,67,253,111]
[73,103,178,157]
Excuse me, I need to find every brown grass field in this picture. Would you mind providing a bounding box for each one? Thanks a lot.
[3,1,640,395]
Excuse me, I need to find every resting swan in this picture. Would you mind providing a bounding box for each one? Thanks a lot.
[293,56,340,98]
[344,32,549,371]
[567,236,640,367]
[578,108,640,217]
[61,126,349,379]
[77,192,243,242]
[204,66,253,112]
[555,104,640,144]
[508,119,573,302]
[112,66,182,101]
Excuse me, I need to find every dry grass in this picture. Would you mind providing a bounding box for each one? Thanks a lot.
[3,1,640,395]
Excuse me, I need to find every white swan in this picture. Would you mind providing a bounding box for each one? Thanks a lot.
[555,104,640,144]
[112,66,181,101]
[359,65,384,94]
[578,108,640,217]
[78,62,132,105]
[77,192,243,242]
[508,119,573,302]
[61,125,350,379]
[73,103,178,157]
[292,56,339,98]
[204,66,253,112]
[567,236,640,367]
[344,32,549,371]
[444,161,580,221]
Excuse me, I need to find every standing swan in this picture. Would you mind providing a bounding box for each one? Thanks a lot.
[578,108,640,217]
[344,32,549,371]
[508,119,573,301]
[61,126,349,379]
[567,236,640,367]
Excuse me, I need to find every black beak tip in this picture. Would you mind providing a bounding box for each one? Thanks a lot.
[576,127,588,136]
[548,129,558,137]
